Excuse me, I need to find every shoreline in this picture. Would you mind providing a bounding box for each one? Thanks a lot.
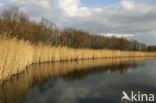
[0,38,156,83]
[1,57,156,86]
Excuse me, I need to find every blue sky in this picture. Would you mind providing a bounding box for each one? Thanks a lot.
[80,0,121,7]
[80,0,156,7]
[1,0,7,3]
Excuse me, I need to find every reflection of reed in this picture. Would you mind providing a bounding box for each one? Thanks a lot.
[0,58,149,103]
[62,61,143,81]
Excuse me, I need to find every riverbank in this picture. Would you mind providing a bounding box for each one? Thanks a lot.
[0,37,156,82]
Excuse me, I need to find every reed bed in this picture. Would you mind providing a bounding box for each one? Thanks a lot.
[0,37,156,81]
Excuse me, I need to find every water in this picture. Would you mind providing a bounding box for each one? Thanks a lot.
[0,58,156,103]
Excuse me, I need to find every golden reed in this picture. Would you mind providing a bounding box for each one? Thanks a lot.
[0,36,156,81]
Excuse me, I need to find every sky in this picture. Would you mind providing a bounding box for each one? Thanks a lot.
[0,0,156,45]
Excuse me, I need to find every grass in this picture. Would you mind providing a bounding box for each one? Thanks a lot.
[0,36,156,81]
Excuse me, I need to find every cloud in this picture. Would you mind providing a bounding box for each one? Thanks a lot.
[121,0,135,10]
[0,0,156,45]
[98,33,134,38]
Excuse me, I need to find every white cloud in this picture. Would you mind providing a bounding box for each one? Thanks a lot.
[121,0,135,10]
[0,0,156,45]
[98,33,134,38]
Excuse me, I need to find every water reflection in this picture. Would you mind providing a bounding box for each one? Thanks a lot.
[0,58,155,103]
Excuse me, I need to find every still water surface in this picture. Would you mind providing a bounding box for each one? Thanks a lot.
[0,58,156,103]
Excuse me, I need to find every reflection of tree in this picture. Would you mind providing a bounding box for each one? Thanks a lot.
[0,58,145,103]
[61,62,144,81]
[37,77,57,93]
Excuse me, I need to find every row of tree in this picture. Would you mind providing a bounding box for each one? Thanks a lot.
[0,7,155,51]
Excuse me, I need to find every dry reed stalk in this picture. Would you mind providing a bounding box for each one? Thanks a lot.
[0,36,156,81]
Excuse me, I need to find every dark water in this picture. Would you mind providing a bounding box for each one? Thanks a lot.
[0,58,156,103]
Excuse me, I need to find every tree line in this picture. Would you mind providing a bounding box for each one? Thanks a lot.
[0,7,155,51]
